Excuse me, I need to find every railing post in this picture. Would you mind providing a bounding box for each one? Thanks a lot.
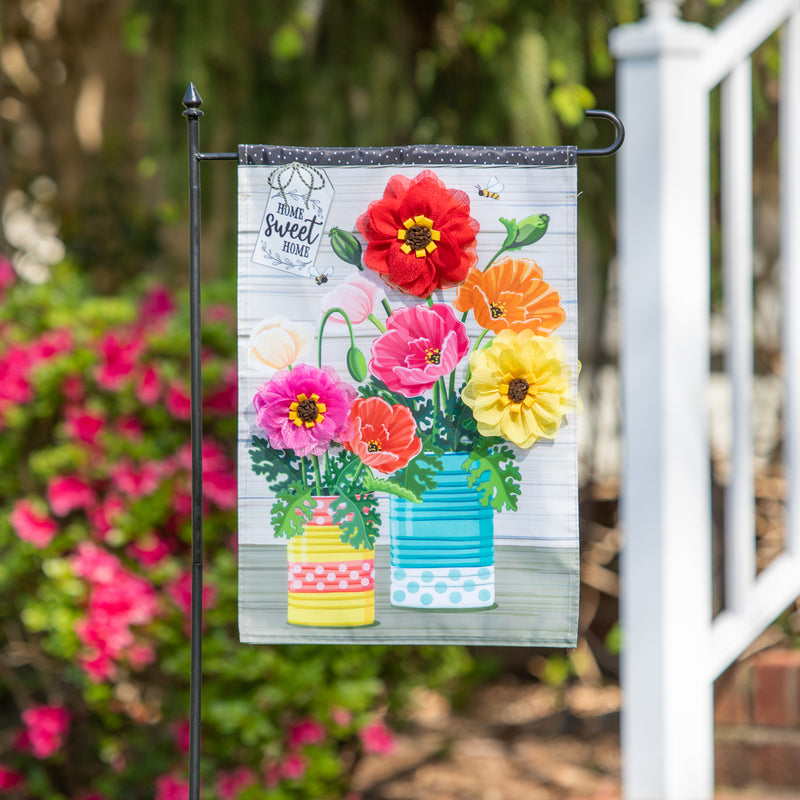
[610,4,714,799]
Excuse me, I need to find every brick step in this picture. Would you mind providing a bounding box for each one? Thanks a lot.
[715,648,800,789]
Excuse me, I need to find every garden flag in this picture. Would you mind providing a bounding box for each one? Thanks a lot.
[237,145,579,646]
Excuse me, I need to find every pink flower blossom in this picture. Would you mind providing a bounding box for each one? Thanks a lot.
[30,329,72,362]
[63,374,84,403]
[139,286,176,324]
[155,774,189,800]
[359,721,396,755]
[0,346,34,404]
[288,718,326,749]
[95,333,142,391]
[215,767,256,800]
[9,499,58,548]
[0,256,16,292]
[171,720,191,754]
[127,532,172,566]
[126,642,156,669]
[203,467,236,510]
[135,366,161,405]
[253,363,355,457]
[21,705,70,759]
[111,460,163,498]
[167,571,217,616]
[115,416,144,441]
[280,753,307,781]
[47,475,96,517]
[65,408,105,445]
[205,366,237,414]
[320,275,381,324]
[0,763,24,791]
[87,495,125,540]
[331,707,352,727]
[166,382,191,419]
[369,304,470,397]
[79,650,115,682]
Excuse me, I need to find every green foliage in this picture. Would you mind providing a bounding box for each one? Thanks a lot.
[271,485,316,540]
[0,266,474,799]
[331,493,381,551]
[463,443,522,512]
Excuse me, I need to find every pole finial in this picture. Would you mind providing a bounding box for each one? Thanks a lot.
[183,83,204,119]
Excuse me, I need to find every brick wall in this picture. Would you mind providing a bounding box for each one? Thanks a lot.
[715,648,800,788]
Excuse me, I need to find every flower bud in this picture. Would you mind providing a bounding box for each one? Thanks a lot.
[499,213,549,252]
[346,346,368,382]
[329,228,363,267]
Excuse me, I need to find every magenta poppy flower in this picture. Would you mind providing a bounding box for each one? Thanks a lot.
[253,363,356,457]
[368,304,470,397]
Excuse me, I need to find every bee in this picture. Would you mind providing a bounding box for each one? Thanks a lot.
[475,176,504,200]
[310,266,334,286]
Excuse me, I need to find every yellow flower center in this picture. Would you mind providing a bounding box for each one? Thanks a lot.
[367,439,383,453]
[288,393,327,428]
[489,302,506,319]
[425,347,442,365]
[397,215,441,258]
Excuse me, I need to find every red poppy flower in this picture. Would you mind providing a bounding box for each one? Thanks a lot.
[356,170,480,298]
[343,397,422,474]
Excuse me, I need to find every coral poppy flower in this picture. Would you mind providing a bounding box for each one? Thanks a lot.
[462,329,573,449]
[253,363,355,457]
[453,256,566,335]
[369,304,470,398]
[356,170,479,297]
[343,397,422,474]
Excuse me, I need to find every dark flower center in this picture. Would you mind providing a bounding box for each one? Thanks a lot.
[490,302,506,319]
[425,348,442,365]
[367,440,383,453]
[507,378,530,403]
[405,225,432,251]
[296,397,319,422]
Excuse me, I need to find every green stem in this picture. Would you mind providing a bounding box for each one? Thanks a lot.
[301,457,308,488]
[381,297,393,317]
[482,246,506,272]
[318,307,356,368]
[464,328,490,384]
[351,461,365,488]
[432,381,440,441]
[448,365,457,398]
[312,455,324,496]
[367,313,386,332]
[425,295,434,308]
[438,377,448,407]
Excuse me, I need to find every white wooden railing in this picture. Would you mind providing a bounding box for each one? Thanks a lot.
[610,0,800,798]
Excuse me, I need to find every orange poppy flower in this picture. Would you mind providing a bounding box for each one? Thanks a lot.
[452,256,566,336]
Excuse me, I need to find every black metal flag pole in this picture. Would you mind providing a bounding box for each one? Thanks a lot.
[182,83,236,800]
[181,81,620,798]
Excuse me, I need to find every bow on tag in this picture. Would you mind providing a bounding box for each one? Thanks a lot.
[267,162,327,208]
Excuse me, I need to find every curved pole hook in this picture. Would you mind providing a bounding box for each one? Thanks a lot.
[576,109,625,158]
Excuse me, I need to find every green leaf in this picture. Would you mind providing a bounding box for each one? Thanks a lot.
[361,472,422,503]
[463,443,522,512]
[330,493,381,551]
[270,485,315,540]
[394,451,442,499]
[249,436,304,491]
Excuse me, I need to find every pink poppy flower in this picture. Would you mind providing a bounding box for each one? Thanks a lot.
[21,705,70,759]
[369,304,469,397]
[47,475,96,517]
[320,275,381,324]
[253,364,355,457]
[343,397,421,474]
[9,499,59,548]
[359,720,396,755]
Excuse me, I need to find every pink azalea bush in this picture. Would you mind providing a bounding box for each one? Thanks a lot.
[0,261,472,799]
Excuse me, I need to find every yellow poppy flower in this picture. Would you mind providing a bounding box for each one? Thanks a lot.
[462,329,573,449]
